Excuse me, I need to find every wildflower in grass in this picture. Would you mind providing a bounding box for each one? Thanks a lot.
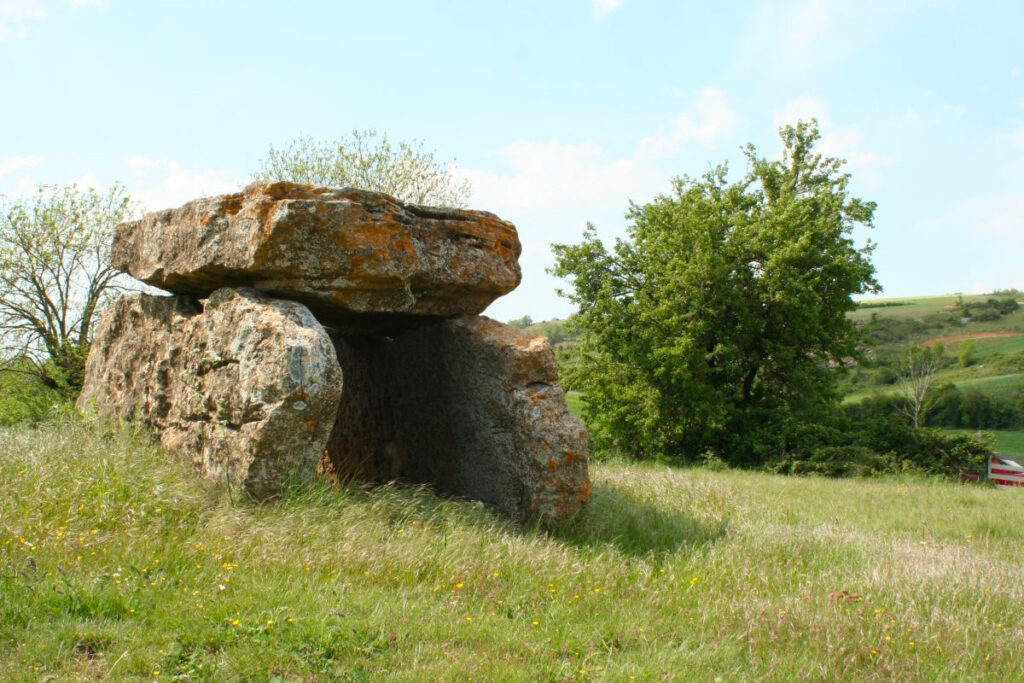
[231,619,240,627]
[455,582,464,589]
[492,572,500,578]
[285,617,295,624]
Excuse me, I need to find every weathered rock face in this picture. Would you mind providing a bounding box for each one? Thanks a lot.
[111,181,521,330]
[77,288,342,499]
[325,316,591,521]
[85,181,590,521]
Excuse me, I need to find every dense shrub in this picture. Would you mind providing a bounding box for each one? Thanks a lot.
[749,397,993,479]
[0,368,67,426]
[766,445,895,477]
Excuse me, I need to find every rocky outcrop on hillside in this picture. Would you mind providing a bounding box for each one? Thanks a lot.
[80,183,589,520]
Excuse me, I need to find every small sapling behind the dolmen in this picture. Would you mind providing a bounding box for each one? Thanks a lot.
[78,181,590,521]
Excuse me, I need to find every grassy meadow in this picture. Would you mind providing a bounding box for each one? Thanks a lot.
[3,415,1024,680]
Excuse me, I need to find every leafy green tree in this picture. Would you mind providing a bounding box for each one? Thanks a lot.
[551,121,879,464]
[507,315,534,329]
[957,339,976,368]
[0,184,136,391]
[254,129,471,207]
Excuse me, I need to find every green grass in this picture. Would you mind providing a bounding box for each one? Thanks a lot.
[844,370,1024,405]
[991,430,1024,456]
[958,335,1024,360]
[946,430,1024,456]
[565,390,583,418]
[849,293,1024,326]
[959,430,1024,457]
[3,417,1024,679]
[955,373,1024,400]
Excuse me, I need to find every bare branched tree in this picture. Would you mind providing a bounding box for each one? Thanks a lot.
[254,129,471,208]
[0,184,137,389]
[896,344,943,428]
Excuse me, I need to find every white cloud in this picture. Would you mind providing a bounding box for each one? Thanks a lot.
[772,97,893,188]
[592,0,624,18]
[941,192,1024,293]
[638,88,739,157]
[1012,66,1022,79]
[0,0,45,40]
[939,103,966,121]
[0,155,45,198]
[124,157,243,211]
[457,89,741,320]
[0,154,45,178]
[0,0,45,20]
[459,89,738,221]
[961,193,1024,244]
[740,0,835,76]
[772,96,830,129]
[1010,125,1024,150]
[72,171,100,189]
[459,139,662,218]
[738,0,907,80]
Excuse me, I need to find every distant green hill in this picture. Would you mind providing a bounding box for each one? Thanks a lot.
[843,291,1023,396]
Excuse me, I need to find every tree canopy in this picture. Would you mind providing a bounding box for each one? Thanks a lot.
[254,129,471,207]
[551,121,880,465]
[0,184,136,390]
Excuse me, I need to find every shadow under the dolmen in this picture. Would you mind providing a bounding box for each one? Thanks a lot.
[541,482,729,557]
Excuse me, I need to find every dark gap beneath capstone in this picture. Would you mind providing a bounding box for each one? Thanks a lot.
[324,322,522,518]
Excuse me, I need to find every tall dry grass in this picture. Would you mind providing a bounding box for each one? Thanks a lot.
[2,414,1022,680]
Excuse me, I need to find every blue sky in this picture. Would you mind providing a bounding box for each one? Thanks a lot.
[2,0,1022,322]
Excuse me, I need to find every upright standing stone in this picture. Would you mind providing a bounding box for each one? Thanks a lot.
[77,288,343,499]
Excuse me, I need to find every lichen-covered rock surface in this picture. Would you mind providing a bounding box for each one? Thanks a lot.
[111,181,521,329]
[326,316,591,521]
[77,287,342,499]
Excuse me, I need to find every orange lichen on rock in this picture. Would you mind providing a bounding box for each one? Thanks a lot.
[87,181,589,522]
[111,181,521,329]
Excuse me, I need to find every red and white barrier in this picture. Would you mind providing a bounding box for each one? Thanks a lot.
[989,454,1024,489]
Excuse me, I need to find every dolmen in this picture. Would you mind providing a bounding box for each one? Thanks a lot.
[77,181,590,521]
